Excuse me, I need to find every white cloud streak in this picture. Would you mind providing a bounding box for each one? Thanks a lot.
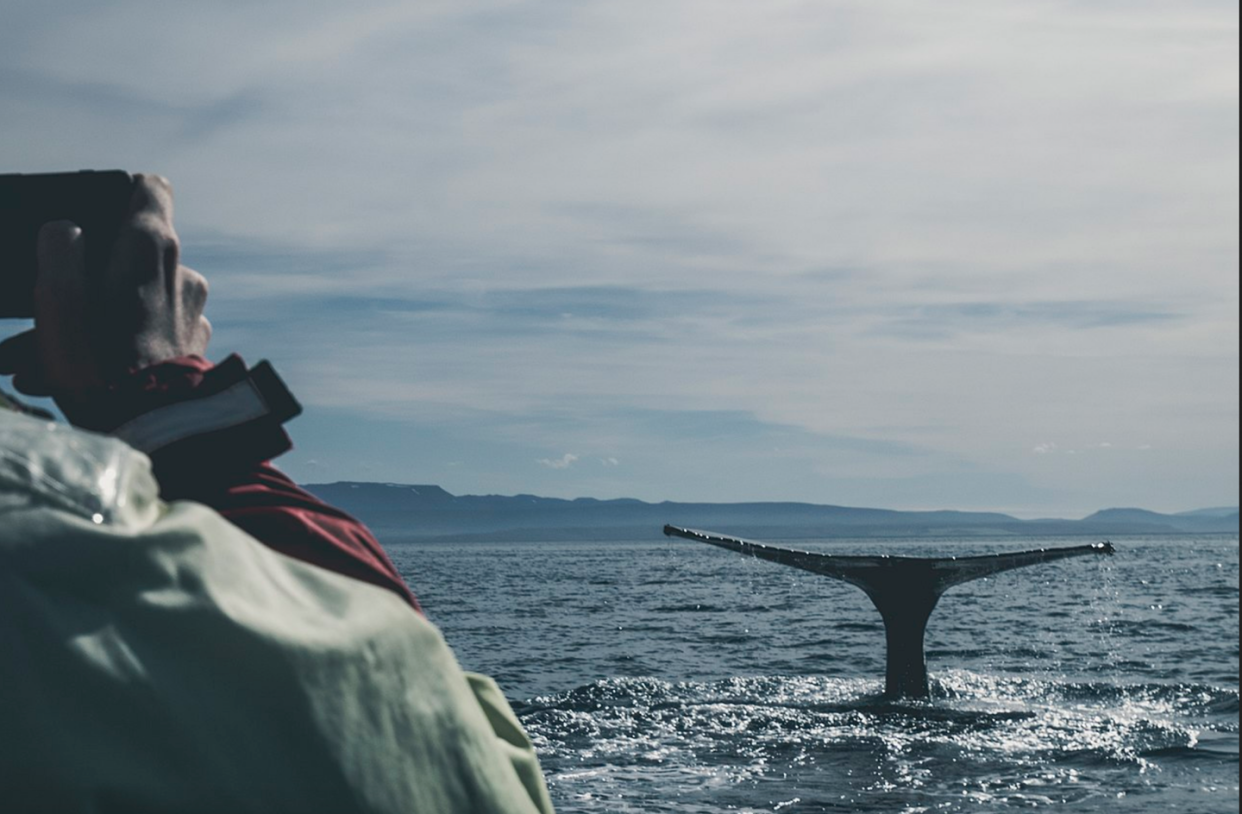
[537,453,579,470]
[1,0,1236,513]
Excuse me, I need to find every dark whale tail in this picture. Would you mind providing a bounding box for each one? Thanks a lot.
[662,525,1115,699]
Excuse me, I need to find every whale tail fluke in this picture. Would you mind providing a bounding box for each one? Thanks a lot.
[662,525,1115,699]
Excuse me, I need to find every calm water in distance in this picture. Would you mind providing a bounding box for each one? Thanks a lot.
[388,534,1239,814]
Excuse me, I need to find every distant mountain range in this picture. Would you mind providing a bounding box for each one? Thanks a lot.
[301,482,1240,542]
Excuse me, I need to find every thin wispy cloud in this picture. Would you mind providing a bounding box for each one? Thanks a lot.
[1,0,1236,515]
[537,453,579,470]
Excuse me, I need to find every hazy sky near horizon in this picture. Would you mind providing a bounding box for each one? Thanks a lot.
[2,0,1238,517]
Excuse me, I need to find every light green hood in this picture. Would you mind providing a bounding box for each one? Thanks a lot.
[0,409,554,813]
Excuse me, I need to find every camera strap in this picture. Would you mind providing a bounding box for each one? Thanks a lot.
[113,359,301,458]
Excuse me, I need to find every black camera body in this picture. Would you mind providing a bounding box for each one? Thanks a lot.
[0,170,134,318]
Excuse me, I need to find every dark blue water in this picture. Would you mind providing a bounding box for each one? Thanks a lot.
[388,535,1239,813]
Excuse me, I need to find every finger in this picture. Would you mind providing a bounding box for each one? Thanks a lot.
[198,315,213,350]
[34,221,99,391]
[180,265,209,313]
[129,174,178,262]
[129,173,174,223]
[35,221,89,326]
[36,220,88,296]
[172,265,212,357]
[179,265,212,356]
[109,176,179,289]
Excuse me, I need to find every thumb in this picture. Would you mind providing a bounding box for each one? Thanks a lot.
[36,220,87,302]
[34,221,101,392]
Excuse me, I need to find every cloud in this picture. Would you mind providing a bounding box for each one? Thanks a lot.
[537,453,579,470]
[2,0,1234,514]
[1033,442,1120,456]
[871,301,1183,342]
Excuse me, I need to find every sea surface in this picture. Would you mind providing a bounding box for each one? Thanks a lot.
[387,535,1239,813]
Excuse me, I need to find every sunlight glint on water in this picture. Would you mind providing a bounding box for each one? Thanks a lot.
[389,535,1239,813]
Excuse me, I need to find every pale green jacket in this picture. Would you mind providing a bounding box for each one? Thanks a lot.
[0,408,554,814]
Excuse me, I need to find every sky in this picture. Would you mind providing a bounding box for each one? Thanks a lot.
[1,0,1237,517]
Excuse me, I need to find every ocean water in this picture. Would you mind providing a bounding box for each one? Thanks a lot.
[387,535,1239,813]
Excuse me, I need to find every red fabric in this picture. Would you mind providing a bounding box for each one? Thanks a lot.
[101,356,421,612]
[65,354,220,432]
[185,463,421,612]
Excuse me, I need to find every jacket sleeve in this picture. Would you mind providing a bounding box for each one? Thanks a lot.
[89,354,421,612]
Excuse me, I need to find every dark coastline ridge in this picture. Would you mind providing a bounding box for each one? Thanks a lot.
[302,482,1239,543]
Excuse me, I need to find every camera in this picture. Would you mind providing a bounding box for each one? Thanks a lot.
[0,170,134,318]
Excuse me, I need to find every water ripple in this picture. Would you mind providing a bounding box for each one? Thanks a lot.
[525,672,1237,813]
[397,534,1239,812]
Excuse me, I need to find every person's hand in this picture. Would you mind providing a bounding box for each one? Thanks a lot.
[0,174,211,427]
